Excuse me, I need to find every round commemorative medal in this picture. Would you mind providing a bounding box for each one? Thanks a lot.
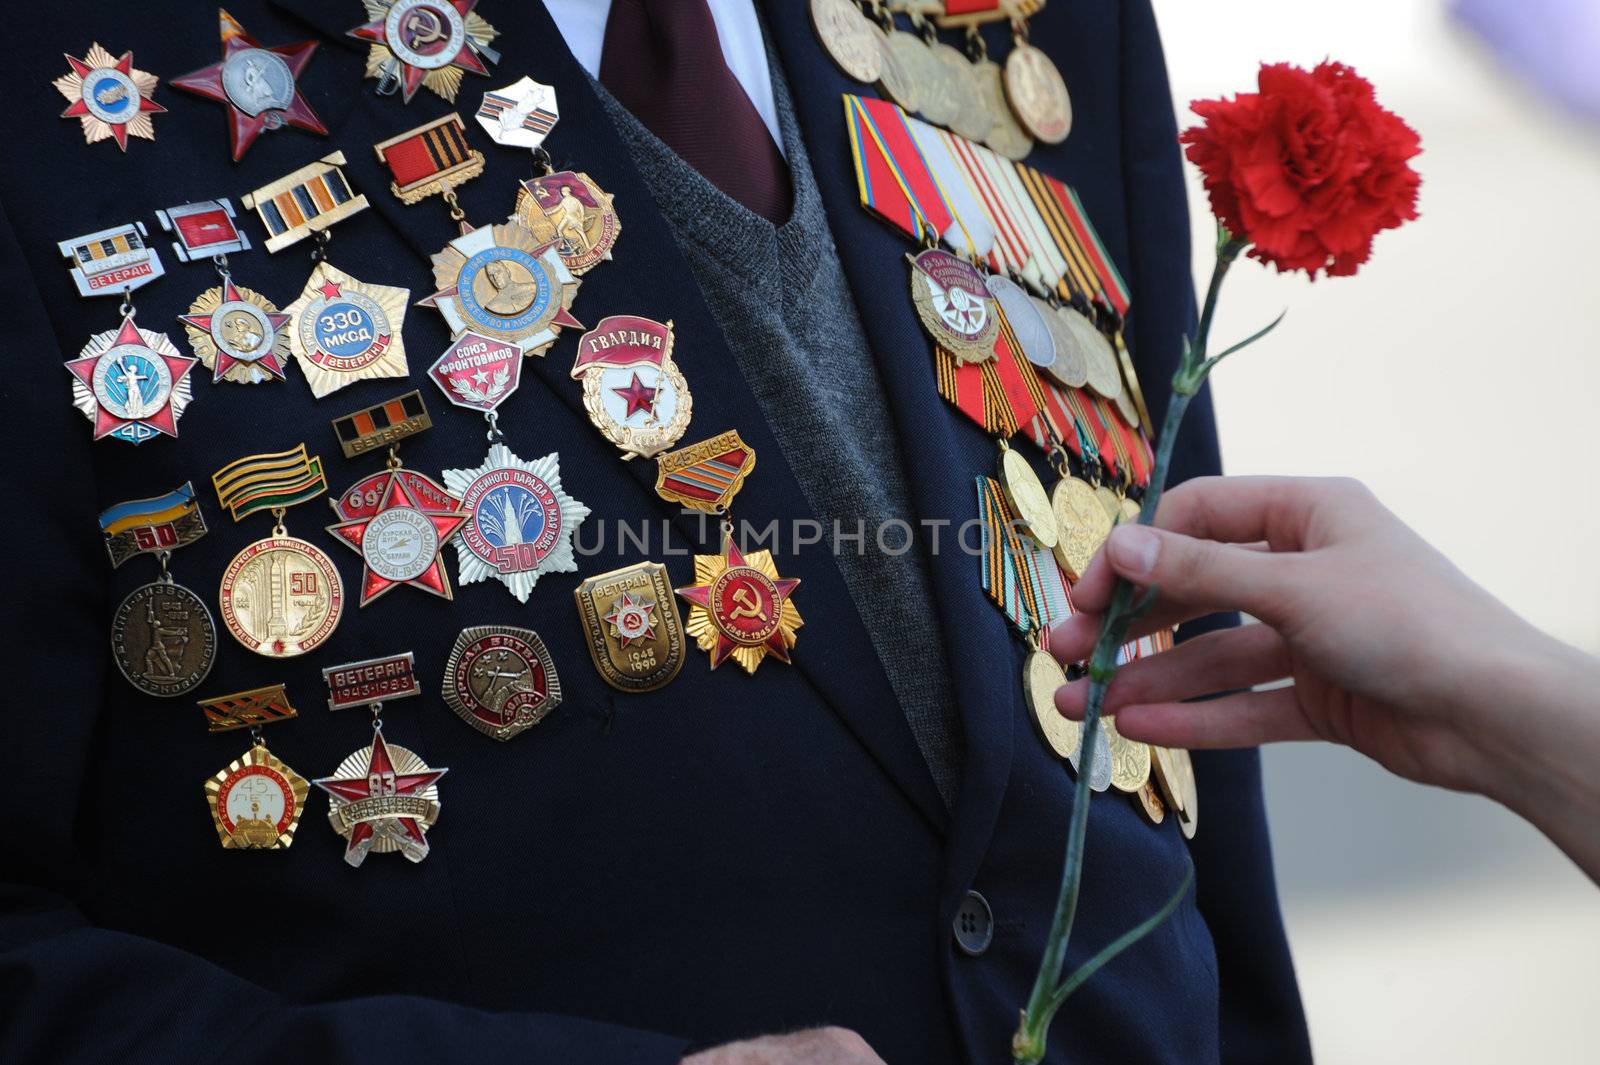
[205,743,309,850]
[420,222,581,358]
[1136,780,1166,825]
[985,275,1056,368]
[1004,41,1073,145]
[908,249,1000,363]
[998,446,1060,550]
[54,44,166,150]
[938,45,992,143]
[977,59,1033,161]
[1070,719,1113,792]
[110,581,216,697]
[1042,303,1090,388]
[1059,306,1122,400]
[218,536,344,657]
[515,171,621,276]
[1103,713,1152,794]
[179,278,291,384]
[65,316,197,445]
[872,24,921,113]
[443,625,562,741]
[283,261,409,398]
[889,31,954,127]
[1152,745,1198,838]
[810,0,883,83]
[441,443,590,603]
[1024,649,1077,760]
[1050,475,1112,582]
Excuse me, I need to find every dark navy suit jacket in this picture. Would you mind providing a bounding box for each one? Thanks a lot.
[0,2,1310,1062]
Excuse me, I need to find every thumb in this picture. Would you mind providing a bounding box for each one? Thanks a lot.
[1103,523,1293,622]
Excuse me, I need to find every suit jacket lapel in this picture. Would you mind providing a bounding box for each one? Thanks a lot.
[759,0,1024,897]
[271,0,951,834]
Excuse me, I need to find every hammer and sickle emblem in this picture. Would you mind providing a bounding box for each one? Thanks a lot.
[727,587,764,622]
[405,8,446,46]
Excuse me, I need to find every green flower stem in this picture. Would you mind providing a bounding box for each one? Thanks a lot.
[1012,232,1247,1065]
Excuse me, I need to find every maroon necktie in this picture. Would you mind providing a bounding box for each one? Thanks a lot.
[600,0,793,224]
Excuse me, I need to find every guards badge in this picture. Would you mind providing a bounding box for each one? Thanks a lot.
[571,316,692,460]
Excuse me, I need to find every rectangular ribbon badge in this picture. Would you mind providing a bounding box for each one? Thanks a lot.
[155,198,251,261]
[198,684,299,733]
[330,390,431,459]
[99,482,207,568]
[212,444,328,522]
[58,221,164,296]
[324,653,421,711]
[242,152,369,253]
[374,114,485,204]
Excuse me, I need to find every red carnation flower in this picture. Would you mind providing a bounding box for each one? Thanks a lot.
[1180,61,1422,278]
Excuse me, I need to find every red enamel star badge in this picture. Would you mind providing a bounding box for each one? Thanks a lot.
[326,470,469,606]
[64,317,197,442]
[677,536,803,674]
[54,44,167,151]
[605,591,658,647]
[179,278,290,382]
[170,9,326,161]
[313,730,447,867]
[349,0,495,105]
[612,372,659,419]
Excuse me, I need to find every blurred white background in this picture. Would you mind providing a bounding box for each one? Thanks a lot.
[1149,1,1600,1060]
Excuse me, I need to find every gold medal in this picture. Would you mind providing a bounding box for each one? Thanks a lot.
[1119,495,1142,526]
[1024,648,1076,759]
[998,444,1058,549]
[1003,40,1073,145]
[1103,713,1152,793]
[1135,780,1166,825]
[1114,330,1154,435]
[282,260,410,399]
[1042,304,1090,388]
[938,44,992,143]
[1152,745,1199,838]
[516,170,621,276]
[1050,475,1112,581]
[198,684,307,851]
[810,0,883,83]
[895,29,956,128]
[575,562,687,693]
[976,58,1033,161]
[1060,306,1121,400]
[873,25,922,113]
[678,533,803,675]
[212,445,344,658]
[179,279,291,385]
[1094,484,1122,526]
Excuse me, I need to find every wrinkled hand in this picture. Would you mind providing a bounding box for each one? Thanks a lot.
[683,1028,887,1065]
[1048,476,1543,795]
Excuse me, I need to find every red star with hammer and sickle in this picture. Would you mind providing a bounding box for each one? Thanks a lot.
[170,9,326,161]
[313,730,447,867]
[179,278,289,382]
[612,372,659,419]
[604,591,657,647]
[64,317,197,441]
[677,539,801,670]
[326,470,469,606]
[58,49,166,151]
[348,0,490,105]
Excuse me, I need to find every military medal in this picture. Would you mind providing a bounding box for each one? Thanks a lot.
[99,483,216,698]
[1003,25,1072,145]
[1049,472,1111,582]
[158,198,290,385]
[55,43,165,150]
[571,316,692,460]
[349,0,500,104]
[575,562,686,693]
[170,9,327,161]
[60,223,196,445]
[326,391,468,606]
[316,653,447,867]
[199,684,309,850]
[440,442,589,603]
[659,432,803,675]
[213,445,344,657]
[810,0,882,83]
[442,625,561,739]
[242,155,410,399]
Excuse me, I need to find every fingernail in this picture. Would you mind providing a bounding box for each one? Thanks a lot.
[1109,524,1160,577]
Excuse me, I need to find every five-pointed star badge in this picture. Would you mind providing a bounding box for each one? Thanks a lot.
[605,591,657,647]
[677,537,802,674]
[179,278,290,382]
[612,372,658,419]
[65,317,197,442]
[313,730,447,867]
[170,9,327,161]
[326,470,469,606]
[54,44,167,150]
[348,0,494,105]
